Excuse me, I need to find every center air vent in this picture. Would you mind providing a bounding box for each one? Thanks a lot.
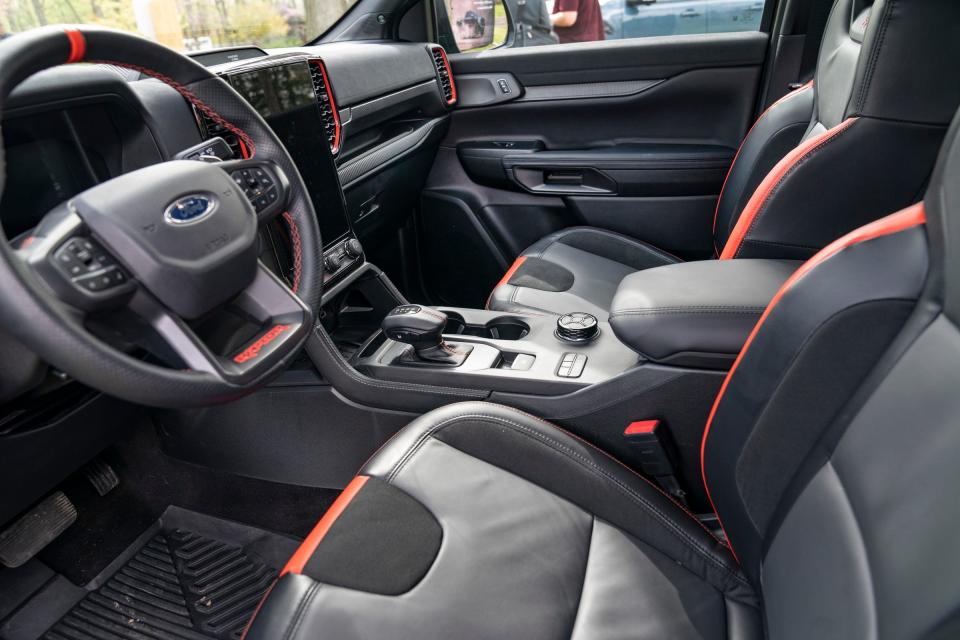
[430,45,457,106]
[309,58,342,155]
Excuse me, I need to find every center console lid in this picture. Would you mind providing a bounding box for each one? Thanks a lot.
[609,259,800,369]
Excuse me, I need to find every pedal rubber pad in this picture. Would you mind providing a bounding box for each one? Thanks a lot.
[83,458,119,496]
[0,491,77,568]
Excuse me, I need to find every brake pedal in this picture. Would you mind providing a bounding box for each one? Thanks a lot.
[0,491,77,568]
[83,458,119,496]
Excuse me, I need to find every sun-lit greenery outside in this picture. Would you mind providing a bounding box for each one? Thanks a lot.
[0,0,356,50]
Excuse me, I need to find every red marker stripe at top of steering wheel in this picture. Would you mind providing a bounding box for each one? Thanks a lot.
[64,28,86,63]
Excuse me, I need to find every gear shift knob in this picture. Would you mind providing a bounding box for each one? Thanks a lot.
[382,305,472,365]
[382,305,446,350]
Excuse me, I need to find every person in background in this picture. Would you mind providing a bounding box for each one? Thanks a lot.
[550,0,604,44]
[504,0,558,47]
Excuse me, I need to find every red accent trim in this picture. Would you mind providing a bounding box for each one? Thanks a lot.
[485,256,527,309]
[712,81,813,256]
[308,59,342,154]
[89,60,256,159]
[624,419,660,435]
[233,324,290,363]
[700,203,927,563]
[431,45,457,105]
[719,116,857,260]
[281,211,302,293]
[282,475,369,575]
[63,28,86,63]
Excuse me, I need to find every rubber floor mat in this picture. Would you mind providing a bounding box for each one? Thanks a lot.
[44,527,280,640]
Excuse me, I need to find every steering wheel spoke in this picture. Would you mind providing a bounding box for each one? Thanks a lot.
[125,261,311,385]
[217,158,292,224]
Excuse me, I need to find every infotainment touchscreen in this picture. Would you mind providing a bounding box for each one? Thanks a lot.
[229,61,350,248]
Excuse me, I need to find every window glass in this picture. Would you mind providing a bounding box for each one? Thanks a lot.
[439,0,765,51]
[0,0,358,51]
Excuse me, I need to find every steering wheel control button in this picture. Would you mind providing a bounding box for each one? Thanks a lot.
[556,352,587,378]
[231,166,278,214]
[75,266,127,293]
[556,312,600,343]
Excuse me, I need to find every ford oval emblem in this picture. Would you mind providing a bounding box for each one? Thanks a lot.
[164,194,217,225]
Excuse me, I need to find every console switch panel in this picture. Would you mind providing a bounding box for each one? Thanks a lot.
[557,352,587,378]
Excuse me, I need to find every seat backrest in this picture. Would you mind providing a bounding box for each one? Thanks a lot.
[713,0,960,262]
[702,108,960,638]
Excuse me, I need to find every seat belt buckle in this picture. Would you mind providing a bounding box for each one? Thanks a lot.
[624,420,687,505]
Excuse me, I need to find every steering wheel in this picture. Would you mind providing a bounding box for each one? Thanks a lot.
[0,26,324,408]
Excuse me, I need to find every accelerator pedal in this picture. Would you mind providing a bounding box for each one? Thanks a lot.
[83,457,120,496]
[0,491,77,568]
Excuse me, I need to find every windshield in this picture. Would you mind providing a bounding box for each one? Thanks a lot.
[0,0,356,51]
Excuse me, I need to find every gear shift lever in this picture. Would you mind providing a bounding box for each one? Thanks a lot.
[382,305,473,366]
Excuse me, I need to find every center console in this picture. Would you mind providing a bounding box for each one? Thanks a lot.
[354,306,639,395]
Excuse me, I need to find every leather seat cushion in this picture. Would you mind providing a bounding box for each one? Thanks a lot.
[488,227,680,319]
[246,402,759,640]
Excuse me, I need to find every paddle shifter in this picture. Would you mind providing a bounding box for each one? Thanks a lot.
[382,305,473,366]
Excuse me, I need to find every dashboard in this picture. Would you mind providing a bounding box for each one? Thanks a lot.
[0,40,455,292]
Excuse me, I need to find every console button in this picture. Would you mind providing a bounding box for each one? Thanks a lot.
[557,353,587,378]
[344,238,363,259]
[324,254,341,272]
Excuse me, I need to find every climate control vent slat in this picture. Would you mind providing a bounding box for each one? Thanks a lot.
[430,45,457,106]
[308,58,342,155]
[192,104,246,158]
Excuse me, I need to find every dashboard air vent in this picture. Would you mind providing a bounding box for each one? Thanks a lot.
[430,45,457,106]
[192,103,248,158]
[308,58,342,155]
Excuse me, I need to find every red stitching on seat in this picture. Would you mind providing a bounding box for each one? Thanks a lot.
[282,211,302,293]
[85,60,257,159]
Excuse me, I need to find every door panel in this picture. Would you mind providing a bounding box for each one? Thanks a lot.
[419,33,768,308]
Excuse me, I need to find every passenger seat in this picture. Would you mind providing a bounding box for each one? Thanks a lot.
[488,0,960,318]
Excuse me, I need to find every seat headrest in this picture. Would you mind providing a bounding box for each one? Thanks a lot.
[815,0,960,129]
[924,106,960,323]
[849,0,960,125]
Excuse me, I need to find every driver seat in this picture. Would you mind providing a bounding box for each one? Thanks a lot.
[245,117,960,638]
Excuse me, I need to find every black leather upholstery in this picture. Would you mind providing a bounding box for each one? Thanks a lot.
[248,402,759,640]
[246,109,960,640]
[608,259,799,367]
[489,0,960,318]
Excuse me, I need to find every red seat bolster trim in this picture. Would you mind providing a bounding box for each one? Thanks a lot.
[719,116,858,260]
[712,81,814,257]
[485,255,527,309]
[282,474,370,575]
[700,202,927,562]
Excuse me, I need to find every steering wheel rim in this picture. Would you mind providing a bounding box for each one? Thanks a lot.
[0,25,324,408]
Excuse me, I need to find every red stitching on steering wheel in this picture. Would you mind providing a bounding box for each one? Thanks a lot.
[282,211,302,293]
[87,60,257,159]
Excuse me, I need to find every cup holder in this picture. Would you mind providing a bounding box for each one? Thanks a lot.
[443,313,530,340]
